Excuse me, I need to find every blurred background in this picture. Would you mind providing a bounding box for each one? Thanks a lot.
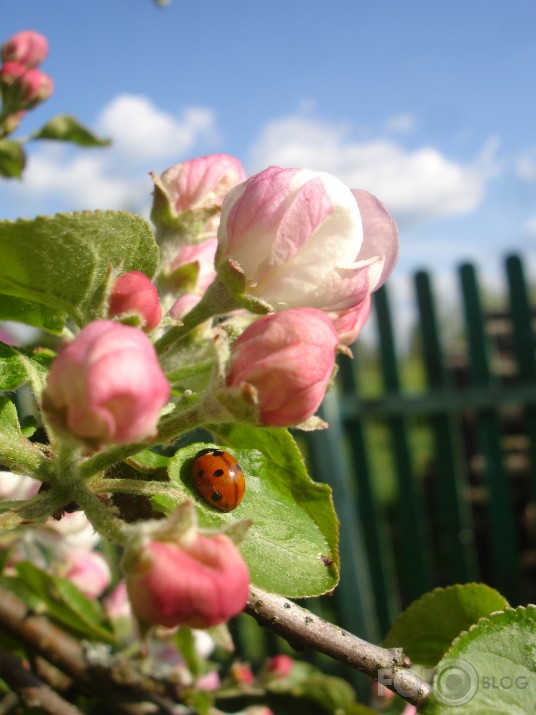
[2,0,536,701]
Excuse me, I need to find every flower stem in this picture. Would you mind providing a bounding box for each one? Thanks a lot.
[154,278,239,355]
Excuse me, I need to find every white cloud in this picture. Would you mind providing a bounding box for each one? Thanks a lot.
[516,152,536,182]
[96,95,218,163]
[384,112,416,134]
[523,215,536,241]
[249,114,496,228]
[0,94,219,218]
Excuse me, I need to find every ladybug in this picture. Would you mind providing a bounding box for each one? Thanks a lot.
[192,448,245,512]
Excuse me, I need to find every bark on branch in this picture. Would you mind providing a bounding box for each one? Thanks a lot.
[246,586,432,707]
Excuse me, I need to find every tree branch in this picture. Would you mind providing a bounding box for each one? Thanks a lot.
[0,643,83,715]
[0,586,182,714]
[246,586,433,707]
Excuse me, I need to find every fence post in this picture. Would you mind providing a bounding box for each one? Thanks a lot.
[459,262,520,602]
[374,285,432,601]
[338,356,400,637]
[415,270,479,583]
[505,254,536,501]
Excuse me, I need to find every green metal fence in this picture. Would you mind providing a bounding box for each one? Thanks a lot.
[235,253,536,693]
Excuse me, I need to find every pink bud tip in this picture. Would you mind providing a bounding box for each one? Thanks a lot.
[1,31,49,68]
[227,308,338,426]
[42,320,170,446]
[108,271,162,331]
[125,533,250,629]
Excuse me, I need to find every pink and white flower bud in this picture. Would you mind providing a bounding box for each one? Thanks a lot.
[266,654,294,678]
[160,154,246,216]
[169,293,201,321]
[169,237,218,293]
[17,67,53,107]
[227,308,338,427]
[1,31,49,68]
[61,550,111,600]
[0,61,26,86]
[108,271,162,331]
[124,532,250,629]
[104,580,132,619]
[329,294,372,346]
[196,671,220,691]
[0,472,40,500]
[216,166,398,312]
[0,63,53,108]
[230,662,255,685]
[42,320,170,446]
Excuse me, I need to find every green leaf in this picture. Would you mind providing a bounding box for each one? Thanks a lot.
[160,425,339,598]
[383,584,509,668]
[0,342,50,393]
[266,662,357,713]
[0,211,159,329]
[0,294,66,333]
[175,627,202,677]
[421,606,536,714]
[32,115,111,147]
[15,561,116,644]
[0,139,25,179]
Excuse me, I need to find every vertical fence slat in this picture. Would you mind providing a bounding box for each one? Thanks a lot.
[415,271,479,583]
[459,263,520,602]
[506,254,536,501]
[305,391,378,700]
[338,357,400,637]
[374,286,432,601]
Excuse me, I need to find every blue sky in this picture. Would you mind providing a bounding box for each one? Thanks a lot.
[2,0,535,324]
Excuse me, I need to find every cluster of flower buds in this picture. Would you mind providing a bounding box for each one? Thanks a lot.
[38,155,398,633]
[0,31,53,134]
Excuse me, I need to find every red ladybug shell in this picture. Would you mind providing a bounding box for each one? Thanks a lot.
[192,449,245,512]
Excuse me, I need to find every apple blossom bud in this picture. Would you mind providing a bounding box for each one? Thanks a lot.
[61,550,111,600]
[227,308,338,427]
[18,67,53,107]
[216,166,398,313]
[329,295,372,346]
[0,61,26,86]
[266,654,294,678]
[230,662,255,684]
[160,154,246,214]
[169,293,201,321]
[169,237,218,293]
[1,31,49,68]
[108,271,162,331]
[0,62,53,108]
[351,189,399,290]
[42,320,170,446]
[196,671,220,691]
[0,472,40,500]
[151,154,246,240]
[124,532,249,629]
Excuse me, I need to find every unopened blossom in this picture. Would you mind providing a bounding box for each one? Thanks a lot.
[329,295,372,346]
[227,308,338,427]
[266,654,294,678]
[61,550,111,600]
[124,532,249,629]
[169,237,218,293]
[1,31,48,68]
[158,154,246,216]
[108,271,162,331]
[151,154,246,242]
[0,472,40,501]
[169,293,201,321]
[42,320,170,445]
[216,166,397,312]
[0,62,53,108]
